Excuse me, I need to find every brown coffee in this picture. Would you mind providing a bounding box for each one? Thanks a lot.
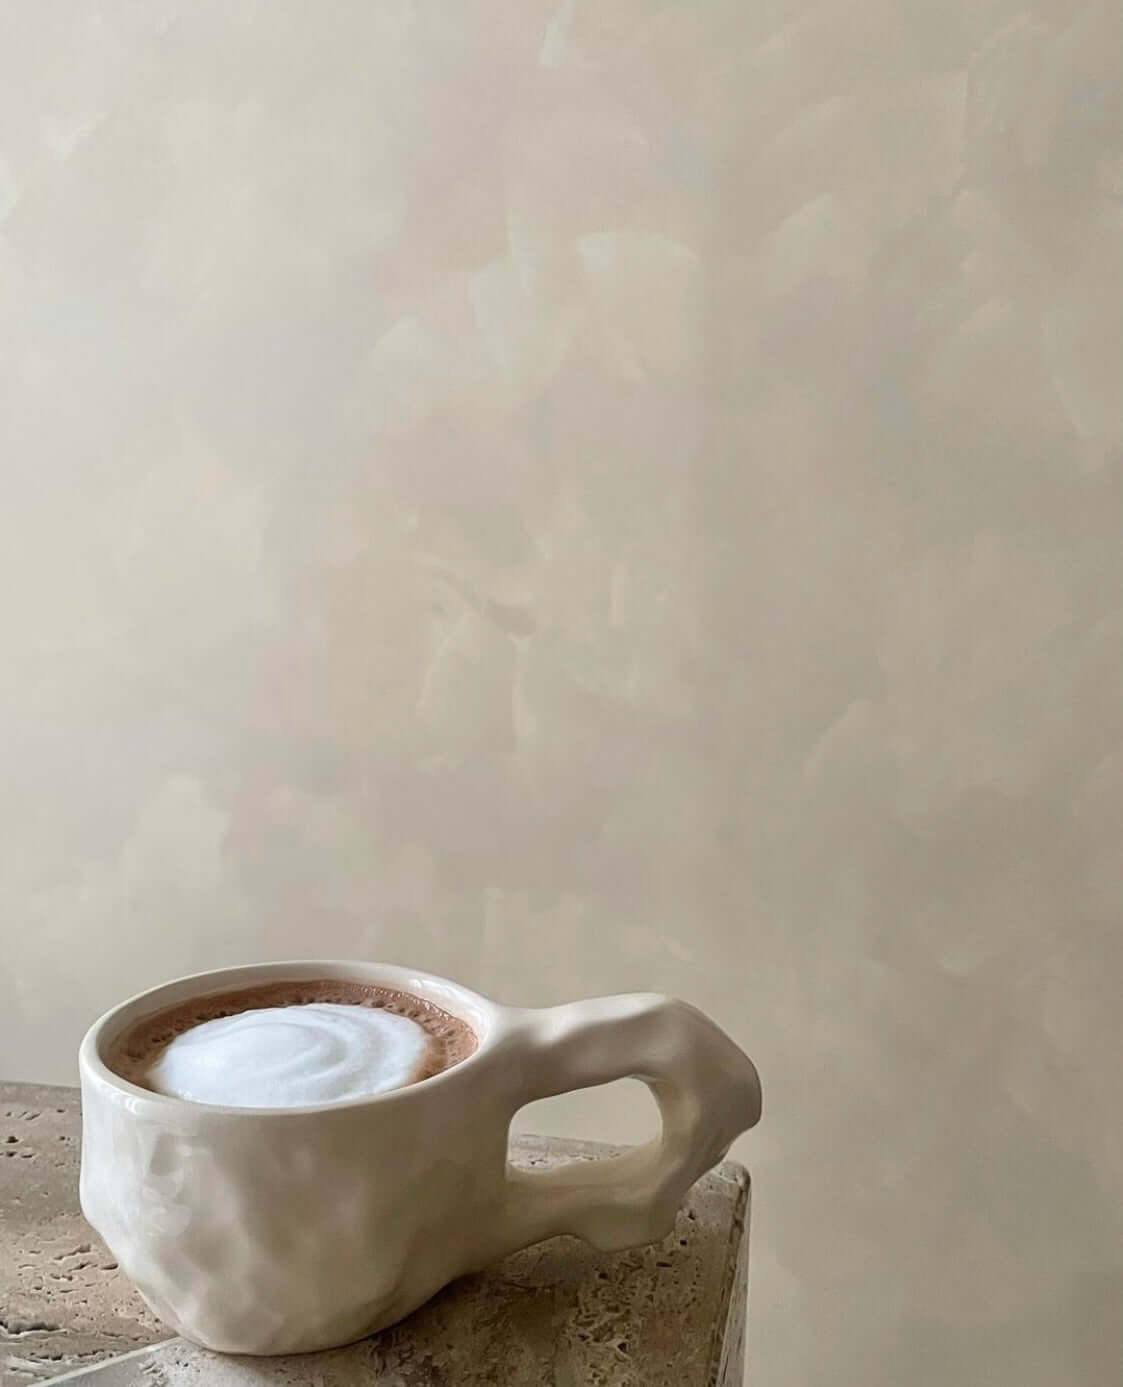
[108,979,477,1107]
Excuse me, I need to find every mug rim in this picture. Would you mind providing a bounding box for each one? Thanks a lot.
[79,959,501,1118]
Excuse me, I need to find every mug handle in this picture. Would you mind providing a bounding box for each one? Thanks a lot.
[492,993,762,1256]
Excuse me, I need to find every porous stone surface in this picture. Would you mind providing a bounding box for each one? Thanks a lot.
[0,1086,165,1383]
[1,1083,749,1385]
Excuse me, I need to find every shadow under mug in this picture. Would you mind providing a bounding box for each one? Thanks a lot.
[79,960,762,1354]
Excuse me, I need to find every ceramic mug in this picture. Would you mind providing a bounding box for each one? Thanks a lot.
[79,960,762,1355]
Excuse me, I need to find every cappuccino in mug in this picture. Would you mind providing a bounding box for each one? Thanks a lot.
[82,961,761,1354]
[109,979,477,1107]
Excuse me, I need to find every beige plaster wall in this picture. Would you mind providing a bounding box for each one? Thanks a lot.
[2,4,1121,1382]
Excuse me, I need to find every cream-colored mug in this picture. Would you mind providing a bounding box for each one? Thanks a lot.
[79,960,762,1355]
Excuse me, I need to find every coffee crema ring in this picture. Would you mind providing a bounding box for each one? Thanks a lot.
[108,980,477,1107]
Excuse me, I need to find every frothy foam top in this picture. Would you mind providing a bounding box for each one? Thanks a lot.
[107,979,477,1107]
[146,1003,430,1107]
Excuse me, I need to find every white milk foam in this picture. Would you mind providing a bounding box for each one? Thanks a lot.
[147,1002,430,1107]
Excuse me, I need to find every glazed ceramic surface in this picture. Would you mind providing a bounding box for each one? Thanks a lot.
[78,960,761,1354]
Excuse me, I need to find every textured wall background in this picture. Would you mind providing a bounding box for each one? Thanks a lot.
[2,3,1122,1383]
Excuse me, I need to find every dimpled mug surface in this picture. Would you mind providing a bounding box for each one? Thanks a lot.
[79,961,762,1355]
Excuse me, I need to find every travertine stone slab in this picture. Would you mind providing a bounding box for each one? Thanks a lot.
[1,1083,749,1386]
